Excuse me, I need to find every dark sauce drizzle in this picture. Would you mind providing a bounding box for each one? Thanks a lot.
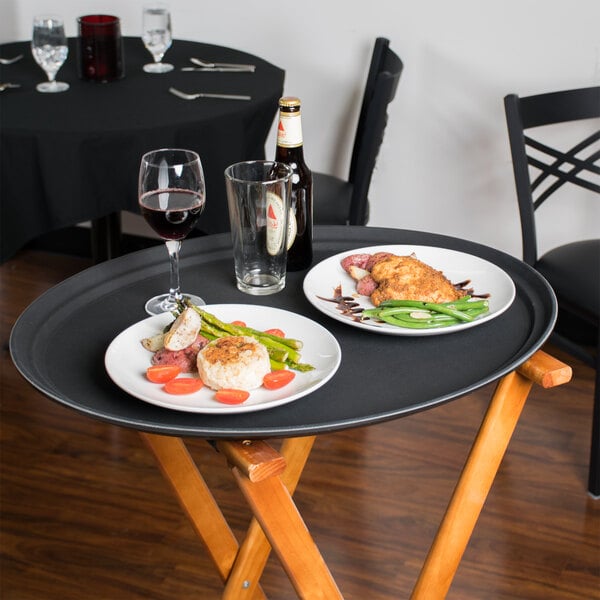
[317,285,365,322]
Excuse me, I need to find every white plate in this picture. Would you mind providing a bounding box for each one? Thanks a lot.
[105,304,341,413]
[303,245,516,336]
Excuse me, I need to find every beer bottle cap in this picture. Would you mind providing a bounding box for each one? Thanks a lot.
[279,96,301,108]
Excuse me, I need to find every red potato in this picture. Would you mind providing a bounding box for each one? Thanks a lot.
[347,265,369,281]
[340,253,371,273]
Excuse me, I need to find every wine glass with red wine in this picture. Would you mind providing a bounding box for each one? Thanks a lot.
[139,148,205,315]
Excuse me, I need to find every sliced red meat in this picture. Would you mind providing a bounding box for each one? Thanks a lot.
[151,334,209,373]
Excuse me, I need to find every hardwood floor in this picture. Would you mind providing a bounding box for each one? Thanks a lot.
[1,249,599,599]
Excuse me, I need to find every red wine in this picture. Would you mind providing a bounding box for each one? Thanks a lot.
[139,189,205,240]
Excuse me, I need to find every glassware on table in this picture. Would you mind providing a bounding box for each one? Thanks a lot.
[31,15,69,93]
[141,4,174,73]
[225,160,293,295]
[77,14,124,82]
[139,149,206,315]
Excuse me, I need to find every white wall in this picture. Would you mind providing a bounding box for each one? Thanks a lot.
[3,0,599,258]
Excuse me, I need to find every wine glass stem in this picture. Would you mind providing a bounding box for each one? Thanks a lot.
[165,239,182,303]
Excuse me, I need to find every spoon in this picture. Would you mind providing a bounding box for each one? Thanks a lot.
[0,55,23,65]
[0,83,21,91]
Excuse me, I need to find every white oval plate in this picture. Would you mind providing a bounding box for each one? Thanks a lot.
[105,304,341,413]
[303,245,516,336]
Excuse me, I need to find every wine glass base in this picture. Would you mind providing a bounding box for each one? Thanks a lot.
[36,81,69,93]
[144,293,205,316]
[143,62,174,73]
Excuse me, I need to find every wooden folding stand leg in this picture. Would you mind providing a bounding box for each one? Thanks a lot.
[139,432,342,599]
[139,348,570,600]
[411,349,572,599]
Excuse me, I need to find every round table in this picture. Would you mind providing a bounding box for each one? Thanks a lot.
[0,37,284,262]
[10,225,567,598]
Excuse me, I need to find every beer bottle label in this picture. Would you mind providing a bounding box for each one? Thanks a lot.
[266,191,286,256]
[286,206,297,250]
[277,113,303,148]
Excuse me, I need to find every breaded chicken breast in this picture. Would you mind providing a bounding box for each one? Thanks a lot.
[370,255,466,306]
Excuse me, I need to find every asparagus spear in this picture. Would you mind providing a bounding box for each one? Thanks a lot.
[180,299,314,371]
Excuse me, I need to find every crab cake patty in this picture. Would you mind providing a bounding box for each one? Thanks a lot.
[197,336,270,391]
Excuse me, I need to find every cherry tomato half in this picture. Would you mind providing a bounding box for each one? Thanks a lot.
[264,328,285,337]
[215,389,250,404]
[146,365,181,383]
[263,370,296,390]
[163,378,204,395]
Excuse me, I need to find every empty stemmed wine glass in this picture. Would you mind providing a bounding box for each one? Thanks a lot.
[31,15,69,93]
[139,149,206,315]
[141,4,174,73]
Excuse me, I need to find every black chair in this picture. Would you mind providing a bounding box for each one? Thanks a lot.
[313,37,403,226]
[504,87,600,497]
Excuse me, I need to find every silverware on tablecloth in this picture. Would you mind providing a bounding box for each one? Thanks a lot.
[190,57,256,71]
[0,83,21,91]
[181,67,255,73]
[0,54,23,65]
[168,87,251,101]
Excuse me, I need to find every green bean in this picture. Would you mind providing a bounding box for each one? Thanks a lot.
[361,297,489,330]
[376,313,456,329]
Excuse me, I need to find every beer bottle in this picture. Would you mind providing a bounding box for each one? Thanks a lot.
[275,96,313,271]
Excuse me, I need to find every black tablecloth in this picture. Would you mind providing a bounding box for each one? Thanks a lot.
[0,37,285,262]
[10,226,557,439]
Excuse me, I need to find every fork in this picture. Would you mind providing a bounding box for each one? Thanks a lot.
[0,83,21,91]
[190,57,256,71]
[168,87,251,101]
[0,54,23,65]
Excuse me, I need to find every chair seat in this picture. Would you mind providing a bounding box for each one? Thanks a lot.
[313,173,357,225]
[536,239,600,319]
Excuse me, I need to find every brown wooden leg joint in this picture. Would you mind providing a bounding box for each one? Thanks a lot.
[215,439,287,482]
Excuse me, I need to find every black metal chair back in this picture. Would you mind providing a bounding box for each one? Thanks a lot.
[504,86,600,496]
[313,37,403,226]
[504,87,600,265]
